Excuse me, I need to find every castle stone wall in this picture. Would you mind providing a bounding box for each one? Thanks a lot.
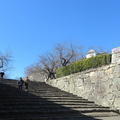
[47,63,120,110]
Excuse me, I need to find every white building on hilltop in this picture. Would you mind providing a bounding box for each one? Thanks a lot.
[86,49,97,58]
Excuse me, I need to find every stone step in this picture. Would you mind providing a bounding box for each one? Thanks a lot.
[0,100,94,104]
[1,111,119,120]
[0,107,111,113]
[0,117,99,120]
[1,107,102,113]
[0,102,109,109]
[0,98,89,102]
[45,99,94,103]
[0,94,75,97]
[0,112,106,120]
[30,93,76,96]
[0,104,101,108]
[0,87,70,91]
[0,89,76,96]
[83,111,119,117]
[0,96,83,99]
[0,113,118,120]
[1,102,96,106]
[0,90,84,95]
[0,110,118,120]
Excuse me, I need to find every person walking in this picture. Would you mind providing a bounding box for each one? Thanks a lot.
[18,77,24,91]
[0,71,5,79]
[24,76,30,91]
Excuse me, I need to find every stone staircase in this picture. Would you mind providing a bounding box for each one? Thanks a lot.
[0,79,119,120]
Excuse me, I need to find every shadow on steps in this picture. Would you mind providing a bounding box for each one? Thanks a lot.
[0,80,113,120]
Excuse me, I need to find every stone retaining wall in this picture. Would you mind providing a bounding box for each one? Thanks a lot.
[47,63,120,110]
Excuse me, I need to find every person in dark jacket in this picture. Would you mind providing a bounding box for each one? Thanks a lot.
[24,76,30,91]
[0,72,4,79]
[18,77,24,91]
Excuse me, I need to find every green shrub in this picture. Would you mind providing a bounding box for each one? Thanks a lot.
[56,54,111,78]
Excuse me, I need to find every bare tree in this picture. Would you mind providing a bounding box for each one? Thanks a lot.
[55,43,84,67]
[0,52,12,72]
[25,64,42,76]
[25,64,47,82]
[25,43,84,81]
[39,53,59,80]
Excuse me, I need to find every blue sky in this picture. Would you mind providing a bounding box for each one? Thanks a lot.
[0,0,120,78]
